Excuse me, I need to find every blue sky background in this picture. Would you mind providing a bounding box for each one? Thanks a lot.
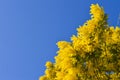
[0,0,120,80]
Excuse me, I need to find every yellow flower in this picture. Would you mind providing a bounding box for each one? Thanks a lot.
[40,4,120,80]
[39,76,47,80]
[90,4,104,21]
[45,61,53,68]
[57,41,70,49]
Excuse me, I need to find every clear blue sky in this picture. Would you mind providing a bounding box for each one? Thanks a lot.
[0,0,120,80]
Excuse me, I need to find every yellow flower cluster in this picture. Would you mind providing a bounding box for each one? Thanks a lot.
[45,61,53,68]
[40,4,120,80]
[90,4,104,21]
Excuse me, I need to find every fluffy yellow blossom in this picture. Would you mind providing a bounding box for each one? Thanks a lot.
[39,76,47,80]
[45,61,53,68]
[40,4,120,80]
[90,4,104,21]
[57,41,70,49]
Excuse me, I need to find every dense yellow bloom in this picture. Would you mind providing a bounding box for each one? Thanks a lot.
[57,41,70,49]
[40,4,120,80]
[55,71,65,80]
[39,76,47,80]
[45,61,53,68]
[90,4,104,21]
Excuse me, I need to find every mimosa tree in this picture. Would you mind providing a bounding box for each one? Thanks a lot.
[40,4,120,80]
